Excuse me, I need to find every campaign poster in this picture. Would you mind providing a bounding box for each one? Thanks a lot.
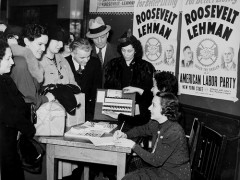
[179,0,240,102]
[90,0,135,13]
[133,0,182,73]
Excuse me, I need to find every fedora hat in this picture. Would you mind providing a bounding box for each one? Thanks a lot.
[86,17,111,39]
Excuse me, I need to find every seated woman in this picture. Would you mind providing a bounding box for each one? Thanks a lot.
[104,29,155,127]
[0,40,35,180]
[113,92,191,180]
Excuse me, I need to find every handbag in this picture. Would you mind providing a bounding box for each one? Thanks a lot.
[17,135,45,174]
[35,101,66,136]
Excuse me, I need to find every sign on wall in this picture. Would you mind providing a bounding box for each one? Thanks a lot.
[132,0,182,73]
[179,0,240,101]
[90,0,135,13]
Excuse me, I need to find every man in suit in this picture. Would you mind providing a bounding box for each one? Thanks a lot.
[221,47,236,71]
[66,38,102,120]
[164,44,175,66]
[181,45,193,68]
[86,16,119,86]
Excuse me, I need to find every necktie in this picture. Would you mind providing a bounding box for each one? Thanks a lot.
[76,64,82,74]
[98,48,103,65]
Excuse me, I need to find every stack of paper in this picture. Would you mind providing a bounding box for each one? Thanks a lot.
[64,121,117,139]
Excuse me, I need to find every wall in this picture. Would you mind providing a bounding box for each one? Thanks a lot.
[7,0,69,19]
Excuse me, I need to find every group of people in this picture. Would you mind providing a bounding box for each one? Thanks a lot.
[0,16,191,180]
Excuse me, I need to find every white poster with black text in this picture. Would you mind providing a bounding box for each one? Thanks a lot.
[179,0,239,102]
[133,0,182,73]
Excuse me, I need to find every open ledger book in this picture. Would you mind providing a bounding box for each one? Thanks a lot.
[64,121,132,148]
[64,121,116,146]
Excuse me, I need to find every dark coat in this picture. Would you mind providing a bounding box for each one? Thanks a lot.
[104,57,155,127]
[91,43,120,86]
[0,74,36,180]
[66,55,102,117]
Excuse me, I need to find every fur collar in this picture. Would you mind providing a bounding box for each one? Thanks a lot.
[10,44,44,83]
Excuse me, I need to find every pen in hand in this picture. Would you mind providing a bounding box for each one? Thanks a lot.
[120,121,125,131]
[114,121,126,141]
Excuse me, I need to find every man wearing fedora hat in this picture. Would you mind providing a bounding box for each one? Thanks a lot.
[86,16,119,87]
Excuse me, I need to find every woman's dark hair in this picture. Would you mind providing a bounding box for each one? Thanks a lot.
[156,92,179,122]
[22,24,48,42]
[0,39,9,60]
[117,29,143,60]
[154,71,178,96]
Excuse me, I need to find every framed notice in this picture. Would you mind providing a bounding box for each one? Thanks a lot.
[94,89,136,121]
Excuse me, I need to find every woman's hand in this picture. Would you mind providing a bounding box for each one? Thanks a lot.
[123,86,144,95]
[102,111,119,119]
[114,138,136,149]
[45,92,55,101]
[113,130,127,140]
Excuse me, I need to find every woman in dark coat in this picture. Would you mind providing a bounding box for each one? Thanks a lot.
[104,29,155,129]
[114,92,191,180]
[0,40,35,180]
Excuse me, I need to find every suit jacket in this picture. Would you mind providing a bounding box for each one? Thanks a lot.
[164,58,175,66]
[181,59,193,68]
[221,62,236,71]
[66,55,102,114]
[91,42,120,86]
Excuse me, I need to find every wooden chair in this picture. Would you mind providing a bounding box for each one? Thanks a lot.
[191,124,227,180]
[188,118,203,165]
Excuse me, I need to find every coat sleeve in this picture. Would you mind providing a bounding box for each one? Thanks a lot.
[10,58,48,108]
[0,85,36,138]
[126,122,153,139]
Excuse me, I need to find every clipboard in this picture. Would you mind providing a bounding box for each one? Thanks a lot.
[94,89,136,121]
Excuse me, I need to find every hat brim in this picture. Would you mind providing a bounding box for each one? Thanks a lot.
[86,25,111,39]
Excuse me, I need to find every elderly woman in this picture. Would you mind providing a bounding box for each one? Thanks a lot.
[114,92,191,180]
[0,40,35,180]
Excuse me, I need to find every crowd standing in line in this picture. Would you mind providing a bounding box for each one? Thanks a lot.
[0,15,191,180]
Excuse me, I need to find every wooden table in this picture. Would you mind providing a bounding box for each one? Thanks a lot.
[38,136,131,180]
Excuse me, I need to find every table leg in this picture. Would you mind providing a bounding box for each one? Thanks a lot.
[46,144,55,180]
[82,166,89,180]
[117,152,127,180]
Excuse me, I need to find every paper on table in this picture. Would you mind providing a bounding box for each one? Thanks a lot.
[88,137,133,148]
[88,137,115,146]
